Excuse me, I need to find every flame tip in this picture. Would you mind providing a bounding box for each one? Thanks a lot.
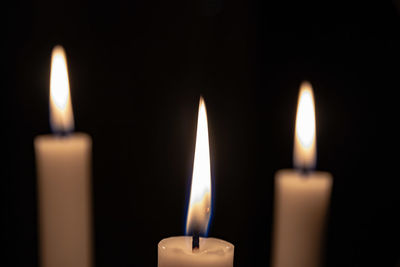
[199,95,206,105]
[300,81,314,94]
[52,45,66,55]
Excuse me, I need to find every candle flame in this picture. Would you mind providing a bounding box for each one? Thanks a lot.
[186,96,212,236]
[49,45,74,133]
[293,81,317,170]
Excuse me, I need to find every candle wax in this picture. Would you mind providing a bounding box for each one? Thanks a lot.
[35,133,92,267]
[272,169,332,267]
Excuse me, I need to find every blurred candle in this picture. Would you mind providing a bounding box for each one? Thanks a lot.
[272,82,333,267]
[158,97,234,267]
[34,45,93,267]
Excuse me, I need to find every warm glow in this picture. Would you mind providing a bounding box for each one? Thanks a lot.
[293,81,317,170]
[186,97,212,236]
[49,45,74,133]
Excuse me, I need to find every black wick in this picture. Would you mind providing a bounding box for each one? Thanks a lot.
[57,130,69,137]
[192,232,200,251]
[299,165,311,177]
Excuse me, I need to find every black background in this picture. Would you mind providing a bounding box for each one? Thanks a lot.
[4,0,400,267]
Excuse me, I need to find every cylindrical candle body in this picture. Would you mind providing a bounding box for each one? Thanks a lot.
[35,133,92,267]
[158,236,234,267]
[272,169,332,267]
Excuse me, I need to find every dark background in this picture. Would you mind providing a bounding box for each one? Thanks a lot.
[4,0,400,266]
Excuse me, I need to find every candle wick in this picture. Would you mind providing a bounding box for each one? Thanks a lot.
[299,166,312,177]
[54,128,71,137]
[58,131,68,137]
[192,232,200,252]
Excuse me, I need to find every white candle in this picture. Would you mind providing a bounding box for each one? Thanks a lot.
[158,97,234,267]
[159,237,233,267]
[34,45,92,267]
[272,82,333,267]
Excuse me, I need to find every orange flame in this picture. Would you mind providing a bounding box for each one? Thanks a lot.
[293,81,317,169]
[49,45,74,133]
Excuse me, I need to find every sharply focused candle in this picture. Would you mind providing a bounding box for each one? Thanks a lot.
[158,97,234,267]
[272,82,333,267]
[34,46,92,267]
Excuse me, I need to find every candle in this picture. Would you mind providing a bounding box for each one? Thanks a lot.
[34,45,93,267]
[271,82,333,267]
[158,97,234,267]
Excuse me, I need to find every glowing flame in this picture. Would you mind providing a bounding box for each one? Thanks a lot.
[293,81,317,170]
[49,45,74,133]
[186,97,212,236]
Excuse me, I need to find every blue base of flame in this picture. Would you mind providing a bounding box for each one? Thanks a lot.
[183,172,215,237]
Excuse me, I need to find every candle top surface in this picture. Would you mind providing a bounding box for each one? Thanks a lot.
[159,236,234,257]
[276,169,332,190]
[34,133,92,151]
[35,132,91,142]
